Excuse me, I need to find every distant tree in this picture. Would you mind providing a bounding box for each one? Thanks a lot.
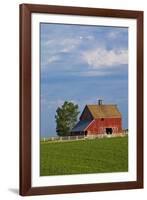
[55,101,80,136]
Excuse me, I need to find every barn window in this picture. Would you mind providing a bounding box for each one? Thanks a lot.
[101,118,104,121]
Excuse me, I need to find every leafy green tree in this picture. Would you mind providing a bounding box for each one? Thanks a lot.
[55,101,80,136]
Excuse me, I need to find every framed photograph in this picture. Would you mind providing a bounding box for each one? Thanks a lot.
[19,4,143,196]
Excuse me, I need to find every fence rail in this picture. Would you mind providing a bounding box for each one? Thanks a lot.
[41,130,128,142]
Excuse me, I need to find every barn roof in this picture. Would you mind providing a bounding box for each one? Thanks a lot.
[71,120,92,132]
[86,104,121,119]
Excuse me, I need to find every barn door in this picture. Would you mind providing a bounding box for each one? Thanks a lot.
[106,128,113,134]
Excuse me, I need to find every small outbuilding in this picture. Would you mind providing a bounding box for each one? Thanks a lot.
[71,100,122,136]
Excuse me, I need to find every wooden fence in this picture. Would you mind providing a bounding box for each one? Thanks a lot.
[41,130,128,143]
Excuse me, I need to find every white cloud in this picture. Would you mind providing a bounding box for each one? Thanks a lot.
[85,35,94,40]
[107,29,127,39]
[79,71,110,77]
[41,37,82,67]
[79,35,94,40]
[107,31,120,39]
[44,38,81,53]
[82,47,128,69]
[71,70,110,77]
[60,38,80,52]
[44,39,54,46]
[47,55,60,64]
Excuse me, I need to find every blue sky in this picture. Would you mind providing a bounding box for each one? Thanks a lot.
[40,23,128,137]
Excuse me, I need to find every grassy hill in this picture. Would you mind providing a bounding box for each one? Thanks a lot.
[40,136,128,176]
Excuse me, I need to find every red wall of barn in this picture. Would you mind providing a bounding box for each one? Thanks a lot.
[86,118,122,135]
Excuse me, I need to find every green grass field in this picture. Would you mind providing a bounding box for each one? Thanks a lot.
[40,136,128,176]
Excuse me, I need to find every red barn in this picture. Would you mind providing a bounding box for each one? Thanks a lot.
[71,100,122,136]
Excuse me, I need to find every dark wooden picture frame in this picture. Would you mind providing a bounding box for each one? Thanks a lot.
[19,3,143,196]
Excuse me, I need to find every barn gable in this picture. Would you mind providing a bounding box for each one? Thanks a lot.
[80,105,94,121]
